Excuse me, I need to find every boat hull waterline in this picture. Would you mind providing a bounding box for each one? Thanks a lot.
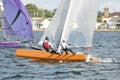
[16,49,86,61]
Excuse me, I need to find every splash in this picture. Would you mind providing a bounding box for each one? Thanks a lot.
[103,58,113,63]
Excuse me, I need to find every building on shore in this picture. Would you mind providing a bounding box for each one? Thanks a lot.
[32,18,50,31]
[32,18,42,30]
[96,8,120,30]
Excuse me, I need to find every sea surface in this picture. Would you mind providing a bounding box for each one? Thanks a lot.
[0,32,120,80]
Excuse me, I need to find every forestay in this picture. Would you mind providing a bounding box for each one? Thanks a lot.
[1,0,33,41]
[38,0,99,51]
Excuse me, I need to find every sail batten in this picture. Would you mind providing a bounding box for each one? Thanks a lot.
[11,9,21,25]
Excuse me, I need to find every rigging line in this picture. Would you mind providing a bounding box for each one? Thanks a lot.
[11,9,21,25]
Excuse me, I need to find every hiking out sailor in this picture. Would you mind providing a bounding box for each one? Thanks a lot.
[61,39,74,55]
[43,36,53,52]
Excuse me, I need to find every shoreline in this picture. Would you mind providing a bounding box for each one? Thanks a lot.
[32,29,45,32]
[94,29,120,32]
[33,29,120,32]
[1,29,120,32]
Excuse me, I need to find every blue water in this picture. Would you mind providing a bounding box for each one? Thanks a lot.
[0,32,120,80]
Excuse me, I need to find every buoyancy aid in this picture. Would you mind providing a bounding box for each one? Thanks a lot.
[43,41,50,49]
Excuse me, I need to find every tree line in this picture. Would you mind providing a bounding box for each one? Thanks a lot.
[25,3,56,19]
[0,3,103,28]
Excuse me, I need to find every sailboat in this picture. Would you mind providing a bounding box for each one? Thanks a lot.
[0,0,33,47]
[16,0,103,62]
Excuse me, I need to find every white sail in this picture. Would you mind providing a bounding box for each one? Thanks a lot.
[61,0,99,48]
[38,0,71,49]
[39,0,99,51]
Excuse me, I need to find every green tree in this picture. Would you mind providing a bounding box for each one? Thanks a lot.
[97,11,103,18]
[25,4,39,17]
[44,9,53,19]
[97,11,103,22]
[25,4,53,19]
[26,4,38,10]
[117,20,120,22]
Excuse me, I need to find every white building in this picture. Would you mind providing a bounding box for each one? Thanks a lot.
[32,18,50,31]
[31,18,42,30]
[96,8,120,29]
[41,19,50,29]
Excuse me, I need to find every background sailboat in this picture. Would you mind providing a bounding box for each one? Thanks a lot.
[16,0,102,62]
[0,0,33,47]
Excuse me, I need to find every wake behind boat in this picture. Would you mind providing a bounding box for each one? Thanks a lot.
[0,0,33,47]
[16,0,103,62]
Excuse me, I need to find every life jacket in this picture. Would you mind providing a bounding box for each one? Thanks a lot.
[43,41,50,49]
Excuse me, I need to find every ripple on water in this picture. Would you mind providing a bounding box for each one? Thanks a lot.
[0,32,120,80]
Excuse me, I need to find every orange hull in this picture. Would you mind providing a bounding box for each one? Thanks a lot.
[15,49,87,61]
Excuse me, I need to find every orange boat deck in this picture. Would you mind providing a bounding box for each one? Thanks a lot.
[15,49,87,61]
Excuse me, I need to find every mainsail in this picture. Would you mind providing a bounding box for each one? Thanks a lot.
[39,0,99,51]
[1,0,33,41]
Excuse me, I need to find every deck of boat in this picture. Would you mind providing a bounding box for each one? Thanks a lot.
[15,49,87,61]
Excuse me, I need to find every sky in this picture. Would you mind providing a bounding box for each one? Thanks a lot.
[99,0,120,12]
[0,0,114,13]
[21,0,61,10]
